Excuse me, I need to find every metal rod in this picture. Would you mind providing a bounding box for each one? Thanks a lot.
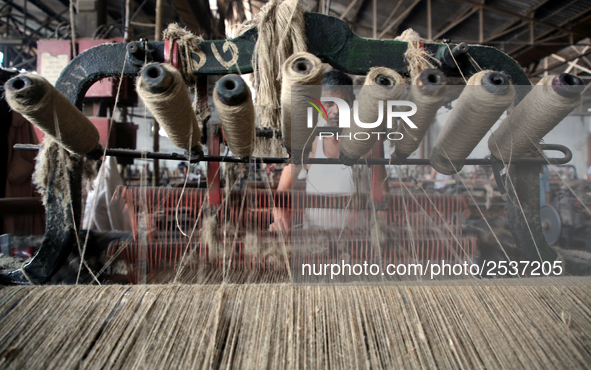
[427,0,432,41]
[13,144,572,166]
[478,7,483,43]
[152,0,163,187]
[339,0,358,20]
[372,0,376,39]
[124,0,131,40]
[378,0,421,39]
[69,0,76,56]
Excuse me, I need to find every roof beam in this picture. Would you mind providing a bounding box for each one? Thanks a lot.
[27,8,68,39]
[484,21,526,43]
[379,0,403,29]
[551,52,591,75]
[378,0,421,39]
[449,0,582,38]
[340,0,366,24]
[510,10,591,64]
[339,0,359,20]
[483,0,553,43]
[528,47,591,76]
[565,46,591,73]
[0,1,14,13]
[433,6,478,40]
[3,2,48,32]
[26,0,69,25]
[4,13,41,36]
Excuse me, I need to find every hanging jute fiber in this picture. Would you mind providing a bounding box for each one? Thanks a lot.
[162,23,212,131]
[162,23,204,83]
[4,74,100,155]
[430,70,515,175]
[238,0,307,155]
[137,63,202,151]
[0,279,591,369]
[489,74,583,162]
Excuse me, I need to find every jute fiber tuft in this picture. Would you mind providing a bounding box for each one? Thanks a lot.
[395,29,439,78]
[162,23,204,83]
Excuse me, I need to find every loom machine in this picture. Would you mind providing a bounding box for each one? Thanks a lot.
[1,11,584,285]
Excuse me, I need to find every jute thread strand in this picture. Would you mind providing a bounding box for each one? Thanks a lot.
[1,281,590,369]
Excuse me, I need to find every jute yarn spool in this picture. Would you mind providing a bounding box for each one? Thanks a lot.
[280,51,323,164]
[339,67,405,165]
[488,73,584,162]
[137,63,202,151]
[393,68,447,160]
[430,70,515,175]
[213,74,256,157]
[5,74,100,155]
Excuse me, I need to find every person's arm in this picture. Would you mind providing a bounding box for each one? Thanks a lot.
[269,138,318,231]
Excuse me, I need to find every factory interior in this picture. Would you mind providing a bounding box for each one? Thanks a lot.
[1,0,591,368]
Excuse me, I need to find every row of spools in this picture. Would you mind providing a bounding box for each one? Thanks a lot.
[4,51,584,174]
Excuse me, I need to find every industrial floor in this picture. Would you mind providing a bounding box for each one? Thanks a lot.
[0,278,590,369]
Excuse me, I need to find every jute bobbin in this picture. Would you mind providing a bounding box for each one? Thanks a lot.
[488,73,584,162]
[393,68,447,160]
[213,74,256,157]
[431,70,515,175]
[5,74,100,155]
[280,51,323,164]
[340,67,405,165]
[137,63,202,151]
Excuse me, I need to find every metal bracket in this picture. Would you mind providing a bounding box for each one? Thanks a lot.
[491,156,508,194]
[491,144,572,195]
[126,39,154,67]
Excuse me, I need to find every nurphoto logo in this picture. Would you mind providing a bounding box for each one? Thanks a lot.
[303,95,418,141]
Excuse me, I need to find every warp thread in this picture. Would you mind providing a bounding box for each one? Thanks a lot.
[137,63,202,150]
[431,70,515,175]
[239,0,307,154]
[2,282,591,369]
[280,52,323,159]
[394,69,447,159]
[213,75,256,157]
[489,75,582,161]
[340,67,405,161]
[370,214,388,248]
[4,74,100,155]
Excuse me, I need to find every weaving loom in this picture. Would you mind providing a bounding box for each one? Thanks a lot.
[1,1,591,368]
